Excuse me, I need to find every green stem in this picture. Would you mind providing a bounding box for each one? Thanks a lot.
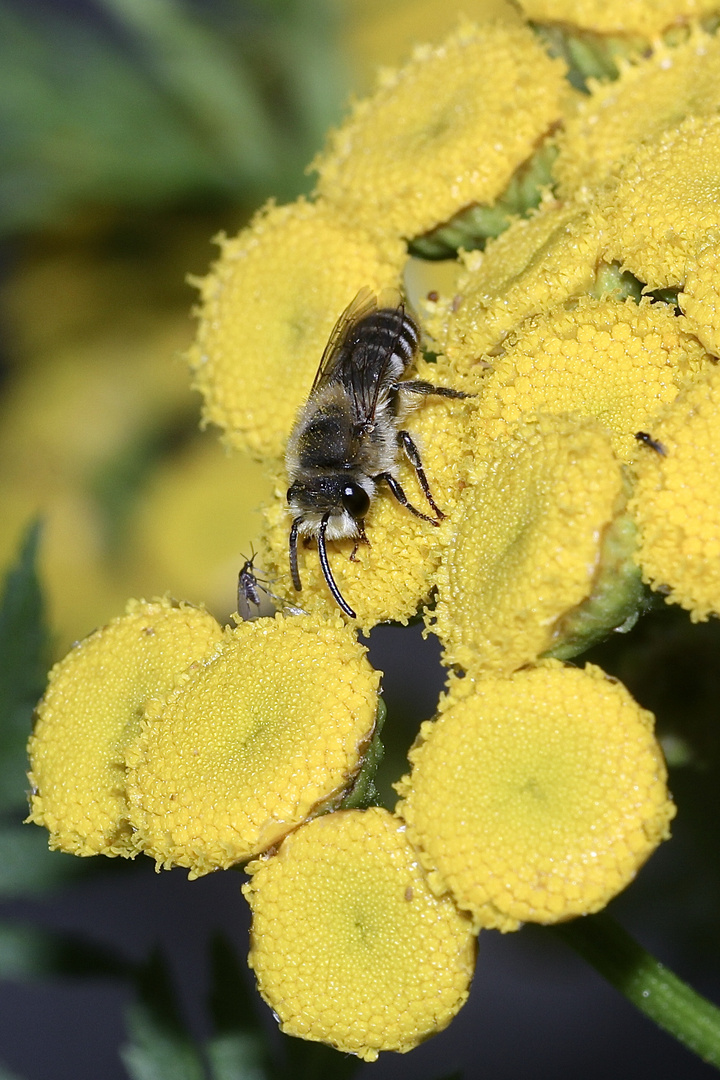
[551,913,720,1067]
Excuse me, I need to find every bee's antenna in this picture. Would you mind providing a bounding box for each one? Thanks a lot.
[318,514,357,619]
[289,518,303,592]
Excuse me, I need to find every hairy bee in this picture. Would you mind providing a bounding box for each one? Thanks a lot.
[286,288,469,618]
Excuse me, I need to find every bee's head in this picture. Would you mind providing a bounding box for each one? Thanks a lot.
[287,477,371,524]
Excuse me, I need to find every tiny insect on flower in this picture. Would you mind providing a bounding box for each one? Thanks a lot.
[286,288,470,618]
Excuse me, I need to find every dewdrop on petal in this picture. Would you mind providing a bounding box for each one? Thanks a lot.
[243,807,475,1061]
[396,661,675,932]
[630,363,720,622]
[27,598,224,858]
[126,614,381,876]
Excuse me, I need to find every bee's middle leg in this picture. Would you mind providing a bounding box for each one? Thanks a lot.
[396,429,444,520]
[374,464,441,525]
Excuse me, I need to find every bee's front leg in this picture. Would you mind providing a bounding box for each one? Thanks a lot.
[349,520,370,562]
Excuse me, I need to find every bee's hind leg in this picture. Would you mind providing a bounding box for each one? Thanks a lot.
[396,429,444,520]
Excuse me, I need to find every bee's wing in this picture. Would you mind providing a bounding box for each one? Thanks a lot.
[311,287,405,426]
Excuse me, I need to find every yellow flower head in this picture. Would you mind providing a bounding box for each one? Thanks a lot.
[472,296,710,459]
[431,415,627,674]
[629,362,720,621]
[260,364,475,631]
[189,198,405,461]
[126,614,381,876]
[395,661,675,932]
[602,113,720,289]
[517,0,718,36]
[313,21,567,241]
[243,807,475,1061]
[27,598,223,858]
[679,230,720,354]
[424,205,603,369]
[554,30,720,200]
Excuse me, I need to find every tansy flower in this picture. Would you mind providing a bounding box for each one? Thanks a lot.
[243,807,476,1061]
[679,231,720,354]
[629,362,720,622]
[259,360,475,630]
[27,598,224,858]
[312,21,568,243]
[517,0,719,37]
[430,415,634,674]
[189,197,405,461]
[395,661,675,932]
[125,614,381,877]
[601,112,720,290]
[423,204,603,368]
[554,29,720,201]
[470,296,711,459]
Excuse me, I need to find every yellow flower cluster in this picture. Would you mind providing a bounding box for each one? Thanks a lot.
[29,600,381,876]
[31,0,720,1062]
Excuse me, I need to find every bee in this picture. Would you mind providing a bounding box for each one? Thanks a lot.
[286,288,470,618]
[634,430,667,456]
[237,552,305,620]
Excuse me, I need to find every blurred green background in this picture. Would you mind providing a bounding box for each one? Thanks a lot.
[1,2,719,1079]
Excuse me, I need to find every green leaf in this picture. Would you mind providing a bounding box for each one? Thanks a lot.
[206,935,269,1080]
[206,1034,267,1080]
[0,922,128,980]
[0,1061,27,1080]
[0,824,85,897]
[121,950,207,1080]
[0,520,48,815]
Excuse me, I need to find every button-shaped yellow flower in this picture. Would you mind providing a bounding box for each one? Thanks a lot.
[189,198,405,461]
[395,661,675,932]
[27,598,224,858]
[259,365,474,630]
[424,204,603,369]
[243,807,476,1061]
[554,30,720,200]
[602,113,720,290]
[313,21,567,241]
[126,614,381,876]
[517,0,718,36]
[431,415,629,673]
[472,296,711,460]
[679,230,720,355]
[630,363,720,621]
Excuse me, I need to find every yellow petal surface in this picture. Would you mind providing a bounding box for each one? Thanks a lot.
[244,807,475,1061]
[313,21,567,241]
[554,31,720,199]
[630,362,720,620]
[602,113,720,289]
[679,230,720,354]
[260,370,474,630]
[424,204,603,369]
[472,296,710,459]
[126,615,381,876]
[517,0,719,35]
[189,198,405,461]
[27,598,223,857]
[396,661,675,931]
[431,415,624,673]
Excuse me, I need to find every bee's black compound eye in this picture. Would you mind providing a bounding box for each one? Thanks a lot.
[341,482,370,519]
